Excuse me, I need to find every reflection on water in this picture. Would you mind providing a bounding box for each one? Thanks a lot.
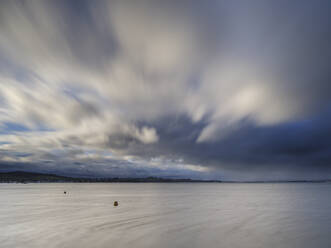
[1,183,331,248]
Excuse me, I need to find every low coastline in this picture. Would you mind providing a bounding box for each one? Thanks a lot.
[1,171,330,184]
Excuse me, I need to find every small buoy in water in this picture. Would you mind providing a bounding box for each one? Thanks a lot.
[64,191,67,194]
[114,201,119,206]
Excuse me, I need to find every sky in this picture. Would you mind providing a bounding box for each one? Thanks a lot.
[0,0,330,180]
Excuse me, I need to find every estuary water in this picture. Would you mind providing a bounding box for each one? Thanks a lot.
[1,183,331,248]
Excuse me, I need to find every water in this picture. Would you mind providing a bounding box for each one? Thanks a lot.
[1,183,331,248]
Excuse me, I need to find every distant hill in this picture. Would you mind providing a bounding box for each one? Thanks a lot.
[0,171,74,183]
[0,171,220,183]
[1,171,330,183]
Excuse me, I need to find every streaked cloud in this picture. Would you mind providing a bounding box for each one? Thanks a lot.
[0,0,330,180]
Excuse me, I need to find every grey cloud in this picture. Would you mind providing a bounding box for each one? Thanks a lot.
[0,0,330,179]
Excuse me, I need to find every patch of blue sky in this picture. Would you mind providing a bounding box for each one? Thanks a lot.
[0,122,30,133]
[0,122,55,134]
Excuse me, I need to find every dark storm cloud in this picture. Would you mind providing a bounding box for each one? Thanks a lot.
[126,109,331,180]
[0,0,330,180]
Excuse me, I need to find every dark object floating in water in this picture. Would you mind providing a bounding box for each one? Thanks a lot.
[64,191,67,194]
[114,201,119,206]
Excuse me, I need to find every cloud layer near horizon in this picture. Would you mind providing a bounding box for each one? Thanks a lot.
[0,0,330,180]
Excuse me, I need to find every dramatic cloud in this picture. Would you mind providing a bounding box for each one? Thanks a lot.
[0,0,330,180]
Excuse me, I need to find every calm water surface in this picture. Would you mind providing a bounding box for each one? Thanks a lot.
[1,183,331,248]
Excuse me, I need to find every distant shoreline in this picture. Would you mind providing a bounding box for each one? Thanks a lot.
[1,171,331,184]
[0,171,220,183]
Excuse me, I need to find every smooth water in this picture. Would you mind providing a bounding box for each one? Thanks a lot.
[1,183,331,248]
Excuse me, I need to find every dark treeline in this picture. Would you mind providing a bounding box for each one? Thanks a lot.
[0,171,221,183]
[1,171,331,183]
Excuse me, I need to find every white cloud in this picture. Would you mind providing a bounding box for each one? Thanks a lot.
[0,0,329,178]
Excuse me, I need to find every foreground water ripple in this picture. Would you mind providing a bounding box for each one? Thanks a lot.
[1,183,331,248]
